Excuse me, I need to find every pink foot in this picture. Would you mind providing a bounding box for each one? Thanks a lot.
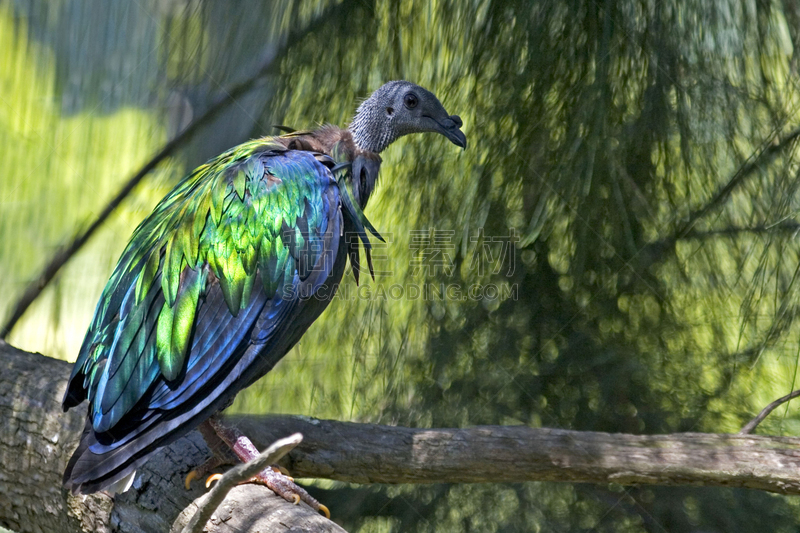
[205,416,329,518]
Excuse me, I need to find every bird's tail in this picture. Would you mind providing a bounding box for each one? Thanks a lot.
[63,417,146,494]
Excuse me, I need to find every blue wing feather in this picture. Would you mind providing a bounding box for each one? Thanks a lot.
[63,144,347,492]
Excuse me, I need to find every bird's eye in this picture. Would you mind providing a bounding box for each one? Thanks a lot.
[403,93,418,109]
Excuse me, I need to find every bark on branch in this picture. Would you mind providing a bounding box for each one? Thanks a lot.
[0,341,342,533]
[3,341,800,533]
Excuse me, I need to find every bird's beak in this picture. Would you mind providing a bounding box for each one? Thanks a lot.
[445,126,467,150]
[429,114,467,150]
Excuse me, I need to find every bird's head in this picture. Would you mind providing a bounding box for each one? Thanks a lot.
[349,80,467,153]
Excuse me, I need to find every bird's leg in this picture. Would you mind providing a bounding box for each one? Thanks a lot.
[206,415,329,518]
[185,419,238,489]
[184,455,228,490]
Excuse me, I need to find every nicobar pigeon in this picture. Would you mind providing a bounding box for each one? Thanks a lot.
[62,81,466,515]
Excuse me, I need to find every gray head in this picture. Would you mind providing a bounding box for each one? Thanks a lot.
[348,81,467,153]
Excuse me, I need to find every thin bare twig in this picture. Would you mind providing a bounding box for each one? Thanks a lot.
[682,222,800,240]
[675,126,800,240]
[182,433,303,533]
[640,125,800,266]
[739,389,800,434]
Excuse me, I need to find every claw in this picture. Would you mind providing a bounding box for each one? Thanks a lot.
[270,465,293,480]
[205,473,224,489]
[272,465,292,477]
[185,470,199,490]
[201,418,331,520]
[318,504,331,519]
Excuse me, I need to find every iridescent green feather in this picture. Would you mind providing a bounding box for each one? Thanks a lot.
[330,141,384,242]
[157,267,207,380]
[71,137,338,428]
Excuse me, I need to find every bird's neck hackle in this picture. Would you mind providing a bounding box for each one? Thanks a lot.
[348,96,395,154]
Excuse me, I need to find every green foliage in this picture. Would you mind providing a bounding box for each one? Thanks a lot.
[5,0,800,530]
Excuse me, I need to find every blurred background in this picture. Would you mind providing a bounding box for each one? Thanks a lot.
[3,0,800,531]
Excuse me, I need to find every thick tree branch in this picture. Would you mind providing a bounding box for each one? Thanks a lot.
[4,342,800,532]
[0,341,344,533]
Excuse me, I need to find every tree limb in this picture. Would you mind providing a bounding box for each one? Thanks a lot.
[4,341,800,533]
[232,417,800,493]
[674,126,800,241]
[739,388,800,435]
[639,125,800,266]
[0,341,344,533]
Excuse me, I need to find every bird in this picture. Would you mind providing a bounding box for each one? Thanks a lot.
[61,80,466,515]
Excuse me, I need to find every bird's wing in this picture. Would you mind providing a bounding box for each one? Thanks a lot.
[63,138,342,437]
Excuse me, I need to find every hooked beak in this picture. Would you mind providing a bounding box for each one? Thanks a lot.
[429,114,467,150]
